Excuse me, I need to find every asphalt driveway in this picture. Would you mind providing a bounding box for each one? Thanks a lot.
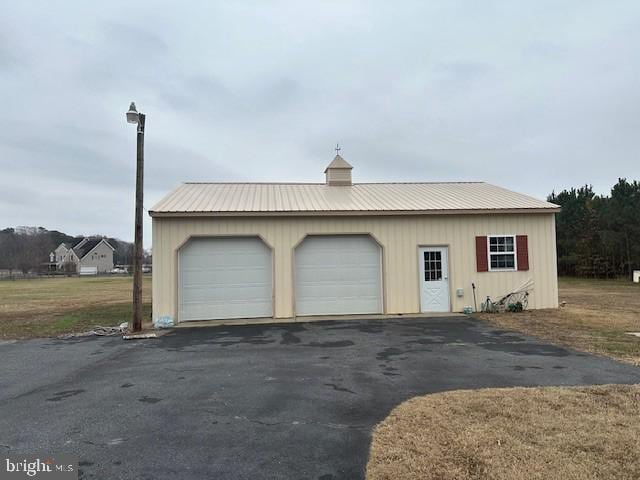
[1,316,639,479]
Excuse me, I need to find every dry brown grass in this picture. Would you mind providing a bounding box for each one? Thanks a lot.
[367,384,640,480]
[0,276,151,338]
[478,277,640,364]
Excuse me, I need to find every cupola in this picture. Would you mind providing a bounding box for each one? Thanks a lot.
[324,154,353,186]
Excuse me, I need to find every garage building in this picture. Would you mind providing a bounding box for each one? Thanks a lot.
[150,154,559,324]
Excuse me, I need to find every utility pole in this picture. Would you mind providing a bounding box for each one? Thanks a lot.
[126,102,145,332]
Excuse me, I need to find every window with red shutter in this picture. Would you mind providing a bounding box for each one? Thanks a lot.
[488,235,516,270]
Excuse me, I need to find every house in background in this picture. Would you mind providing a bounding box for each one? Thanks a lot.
[53,238,115,274]
[150,153,560,325]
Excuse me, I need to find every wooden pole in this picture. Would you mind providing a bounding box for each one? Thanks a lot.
[132,113,145,332]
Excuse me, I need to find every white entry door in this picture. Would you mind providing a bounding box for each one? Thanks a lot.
[419,246,450,312]
[295,235,383,316]
[179,237,273,321]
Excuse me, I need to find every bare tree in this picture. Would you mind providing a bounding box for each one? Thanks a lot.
[0,231,19,277]
[14,233,51,275]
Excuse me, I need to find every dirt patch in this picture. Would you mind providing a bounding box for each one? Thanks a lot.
[477,278,640,364]
[367,384,640,480]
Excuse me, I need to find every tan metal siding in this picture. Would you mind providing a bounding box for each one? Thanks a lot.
[152,213,558,323]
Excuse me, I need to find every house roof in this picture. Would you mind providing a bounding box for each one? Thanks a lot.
[71,238,115,259]
[150,181,560,217]
[72,239,102,259]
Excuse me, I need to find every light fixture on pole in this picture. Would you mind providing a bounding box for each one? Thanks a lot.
[126,102,140,124]
[125,101,145,333]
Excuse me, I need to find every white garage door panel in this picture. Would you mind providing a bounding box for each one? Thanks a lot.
[179,237,272,321]
[295,235,383,316]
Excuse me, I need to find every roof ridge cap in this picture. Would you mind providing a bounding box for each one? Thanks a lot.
[181,181,487,185]
[354,181,486,185]
[183,181,323,185]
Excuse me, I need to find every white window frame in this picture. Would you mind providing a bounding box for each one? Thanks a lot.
[487,234,518,272]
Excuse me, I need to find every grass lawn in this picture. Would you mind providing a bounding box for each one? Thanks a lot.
[478,277,640,365]
[367,384,640,480]
[0,275,151,338]
[368,278,640,479]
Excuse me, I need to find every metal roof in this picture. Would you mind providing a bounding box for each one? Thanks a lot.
[150,182,559,217]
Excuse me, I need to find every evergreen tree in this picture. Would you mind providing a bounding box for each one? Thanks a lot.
[549,179,640,278]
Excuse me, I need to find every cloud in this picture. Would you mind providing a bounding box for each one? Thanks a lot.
[0,0,639,245]
[0,45,19,72]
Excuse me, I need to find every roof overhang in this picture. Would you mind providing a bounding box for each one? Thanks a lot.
[149,207,560,218]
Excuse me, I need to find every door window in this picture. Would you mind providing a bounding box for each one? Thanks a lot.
[424,251,442,281]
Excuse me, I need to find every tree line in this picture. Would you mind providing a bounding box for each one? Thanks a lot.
[0,227,146,275]
[548,178,640,278]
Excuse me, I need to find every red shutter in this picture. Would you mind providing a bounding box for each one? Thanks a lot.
[476,236,488,272]
[516,235,529,271]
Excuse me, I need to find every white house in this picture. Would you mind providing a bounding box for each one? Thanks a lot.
[54,238,115,273]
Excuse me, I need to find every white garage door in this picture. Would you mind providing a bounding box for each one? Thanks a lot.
[179,237,272,321]
[295,235,383,316]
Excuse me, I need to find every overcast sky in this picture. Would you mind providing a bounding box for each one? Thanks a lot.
[1,1,639,247]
